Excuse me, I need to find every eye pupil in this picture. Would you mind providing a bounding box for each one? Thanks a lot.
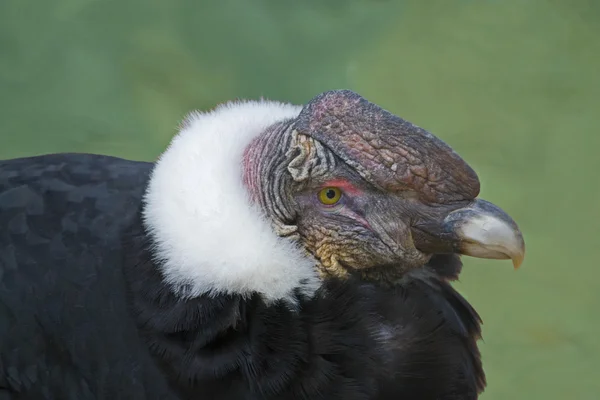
[318,187,342,205]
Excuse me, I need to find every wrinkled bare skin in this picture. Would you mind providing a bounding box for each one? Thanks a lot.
[291,158,468,281]
[294,90,481,204]
[244,90,525,283]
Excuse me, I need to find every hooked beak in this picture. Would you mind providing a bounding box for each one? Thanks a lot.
[444,199,525,268]
[413,199,525,268]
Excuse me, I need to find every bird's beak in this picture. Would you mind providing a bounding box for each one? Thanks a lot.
[413,199,525,268]
[444,199,525,268]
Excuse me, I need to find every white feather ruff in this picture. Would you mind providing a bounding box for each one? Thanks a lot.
[142,100,320,304]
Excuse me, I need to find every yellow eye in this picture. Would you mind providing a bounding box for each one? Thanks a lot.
[318,187,342,205]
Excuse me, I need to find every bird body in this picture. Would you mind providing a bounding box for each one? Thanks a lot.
[0,90,524,399]
[0,154,177,398]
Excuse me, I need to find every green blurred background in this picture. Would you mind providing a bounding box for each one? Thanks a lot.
[1,0,598,398]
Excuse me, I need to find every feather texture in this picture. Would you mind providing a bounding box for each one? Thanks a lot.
[143,100,320,304]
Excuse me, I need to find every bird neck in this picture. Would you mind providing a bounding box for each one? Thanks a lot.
[242,120,299,238]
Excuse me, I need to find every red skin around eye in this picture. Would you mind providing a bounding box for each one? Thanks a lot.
[320,179,362,196]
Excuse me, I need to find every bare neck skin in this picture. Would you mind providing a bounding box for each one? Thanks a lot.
[242,120,300,239]
[241,121,378,281]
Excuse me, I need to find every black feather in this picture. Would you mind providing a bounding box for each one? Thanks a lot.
[0,154,485,399]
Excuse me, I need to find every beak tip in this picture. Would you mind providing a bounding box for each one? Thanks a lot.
[511,246,526,269]
[510,233,526,269]
[512,255,524,269]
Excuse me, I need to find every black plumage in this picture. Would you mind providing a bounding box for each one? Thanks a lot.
[0,153,484,399]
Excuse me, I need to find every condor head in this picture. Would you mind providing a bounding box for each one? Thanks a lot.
[245,90,524,282]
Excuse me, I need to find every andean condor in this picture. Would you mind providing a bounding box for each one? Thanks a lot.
[0,90,525,400]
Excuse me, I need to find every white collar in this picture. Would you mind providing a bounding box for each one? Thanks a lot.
[142,100,320,304]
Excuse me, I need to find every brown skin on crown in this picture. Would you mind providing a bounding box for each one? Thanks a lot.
[287,90,524,280]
